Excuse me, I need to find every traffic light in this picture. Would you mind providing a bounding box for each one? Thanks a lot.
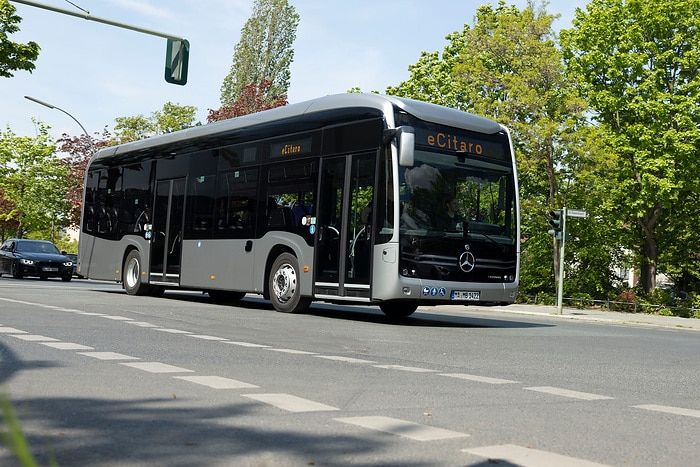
[165,39,189,85]
[548,209,562,238]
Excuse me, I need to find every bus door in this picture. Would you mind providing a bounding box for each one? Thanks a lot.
[315,153,375,299]
[150,177,186,284]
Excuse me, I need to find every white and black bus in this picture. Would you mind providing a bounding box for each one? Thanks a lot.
[79,94,519,318]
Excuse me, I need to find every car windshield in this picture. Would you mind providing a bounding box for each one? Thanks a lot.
[16,241,60,254]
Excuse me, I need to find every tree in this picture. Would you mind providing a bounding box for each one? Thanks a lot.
[208,79,287,122]
[0,122,70,238]
[113,102,198,144]
[219,0,299,106]
[58,128,112,228]
[561,0,700,293]
[0,0,40,78]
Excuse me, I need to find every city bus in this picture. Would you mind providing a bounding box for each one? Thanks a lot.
[79,94,519,318]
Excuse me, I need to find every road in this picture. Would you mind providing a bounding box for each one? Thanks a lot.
[0,278,698,466]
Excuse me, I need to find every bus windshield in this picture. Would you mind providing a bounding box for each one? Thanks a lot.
[398,149,516,244]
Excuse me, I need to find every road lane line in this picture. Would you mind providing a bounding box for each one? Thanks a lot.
[42,342,94,350]
[633,404,700,418]
[464,444,610,466]
[174,376,259,389]
[0,327,27,334]
[223,341,270,348]
[187,334,229,341]
[524,386,614,400]
[126,322,160,327]
[11,335,60,342]
[267,348,318,355]
[153,328,192,334]
[335,416,469,441]
[243,393,339,412]
[120,362,195,373]
[78,352,140,361]
[440,373,520,384]
[100,315,134,321]
[315,355,376,364]
[372,364,438,373]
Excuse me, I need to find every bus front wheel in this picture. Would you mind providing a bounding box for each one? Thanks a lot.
[269,252,311,313]
[379,301,417,319]
[123,250,150,296]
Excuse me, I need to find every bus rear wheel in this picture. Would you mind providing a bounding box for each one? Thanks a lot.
[269,252,311,313]
[123,250,150,296]
[379,301,417,319]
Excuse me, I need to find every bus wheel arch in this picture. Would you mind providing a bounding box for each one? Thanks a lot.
[267,250,311,313]
[122,248,151,296]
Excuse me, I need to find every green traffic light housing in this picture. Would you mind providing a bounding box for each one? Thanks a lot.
[549,209,562,233]
[165,38,189,85]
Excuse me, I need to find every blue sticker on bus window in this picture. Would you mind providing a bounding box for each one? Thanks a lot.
[145,231,152,240]
[439,287,447,297]
[309,224,316,235]
[422,286,430,296]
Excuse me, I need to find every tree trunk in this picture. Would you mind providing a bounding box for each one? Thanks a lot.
[637,204,662,294]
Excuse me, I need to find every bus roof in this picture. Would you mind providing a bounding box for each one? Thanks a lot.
[92,94,503,161]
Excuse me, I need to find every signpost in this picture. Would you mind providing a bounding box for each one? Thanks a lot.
[549,207,587,314]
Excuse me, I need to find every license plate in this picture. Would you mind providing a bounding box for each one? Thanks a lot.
[451,290,480,301]
[42,267,58,272]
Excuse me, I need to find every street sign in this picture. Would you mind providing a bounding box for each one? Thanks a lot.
[567,209,588,218]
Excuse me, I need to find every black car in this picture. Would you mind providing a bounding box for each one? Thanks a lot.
[0,239,74,281]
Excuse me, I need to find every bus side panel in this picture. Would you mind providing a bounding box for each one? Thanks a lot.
[179,239,254,291]
[80,236,149,283]
[370,242,405,301]
[252,233,315,297]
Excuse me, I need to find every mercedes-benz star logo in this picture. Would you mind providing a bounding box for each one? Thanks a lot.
[458,251,476,273]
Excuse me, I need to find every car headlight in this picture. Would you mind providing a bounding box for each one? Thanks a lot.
[20,259,34,265]
[63,261,73,267]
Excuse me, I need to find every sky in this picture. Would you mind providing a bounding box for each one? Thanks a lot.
[2,0,588,141]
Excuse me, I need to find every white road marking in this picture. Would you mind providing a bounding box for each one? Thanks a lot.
[243,393,340,412]
[187,334,228,341]
[0,327,27,334]
[267,348,318,355]
[335,416,469,441]
[100,315,133,321]
[11,334,59,342]
[373,364,437,373]
[223,341,270,348]
[78,352,140,360]
[524,386,614,401]
[633,404,700,418]
[153,328,192,334]
[440,373,520,384]
[42,342,94,350]
[75,312,106,316]
[121,362,194,373]
[174,376,259,389]
[126,322,160,327]
[464,444,611,466]
[315,355,376,364]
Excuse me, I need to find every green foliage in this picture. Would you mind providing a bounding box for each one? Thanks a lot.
[0,391,38,467]
[220,0,299,105]
[561,0,700,293]
[113,102,198,143]
[0,0,40,78]
[0,122,70,238]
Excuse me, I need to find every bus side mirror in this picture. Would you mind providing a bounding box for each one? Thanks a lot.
[165,38,189,85]
[397,126,415,167]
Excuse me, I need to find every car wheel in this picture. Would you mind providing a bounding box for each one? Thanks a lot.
[123,250,150,295]
[11,261,23,279]
[61,273,72,282]
[268,252,311,313]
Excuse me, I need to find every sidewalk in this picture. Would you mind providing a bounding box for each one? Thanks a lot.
[485,303,700,331]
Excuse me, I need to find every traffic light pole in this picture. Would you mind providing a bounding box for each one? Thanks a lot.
[556,207,567,314]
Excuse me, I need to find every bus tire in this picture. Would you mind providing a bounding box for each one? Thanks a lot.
[379,301,417,319]
[123,250,150,296]
[269,252,311,313]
